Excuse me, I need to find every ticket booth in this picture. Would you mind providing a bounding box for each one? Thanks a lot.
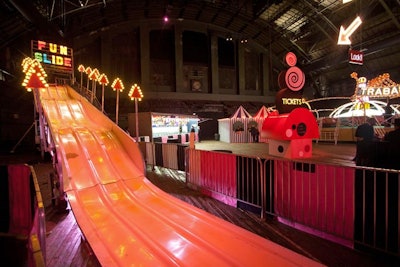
[262,108,319,158]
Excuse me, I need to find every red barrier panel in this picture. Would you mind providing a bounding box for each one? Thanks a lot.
[8,164,32,236]
[274,160,354,244]
[200,151,237,205]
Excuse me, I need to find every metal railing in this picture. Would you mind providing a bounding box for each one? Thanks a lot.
[353,166,400,257]
[141,141,399,257]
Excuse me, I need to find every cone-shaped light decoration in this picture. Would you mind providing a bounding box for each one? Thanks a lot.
[78,64,86,73]
[32,60,48,78]
[89,69,99,81]
[21,59,49,91]
[21,57,34,73]
[85,66,92,75]
[98,73,109,112]
[112,78,125,125]
[92,68,100,77]
[129,83,143,101]
[129,83,144,140]
[111,78,124,91]
[98,73,109,85]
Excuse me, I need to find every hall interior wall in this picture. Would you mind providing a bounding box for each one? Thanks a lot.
[72,20,277,111]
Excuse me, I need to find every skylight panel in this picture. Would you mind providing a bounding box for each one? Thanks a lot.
[274,8,307,33]
[314,0,342,9]
[258,1,284,21]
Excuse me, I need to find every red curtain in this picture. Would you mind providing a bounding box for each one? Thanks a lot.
[8,164,32,236]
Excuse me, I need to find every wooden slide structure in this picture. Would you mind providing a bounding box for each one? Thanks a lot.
[37,85,323,266]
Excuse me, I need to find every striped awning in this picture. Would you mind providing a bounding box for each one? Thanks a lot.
[230,105,252,119]
[253,106,270,119]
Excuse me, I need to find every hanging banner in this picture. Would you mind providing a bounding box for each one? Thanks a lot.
[349,49,363,65]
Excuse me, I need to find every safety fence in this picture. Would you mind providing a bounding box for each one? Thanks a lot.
[1,165,46,267]
[142,142,187,171]
[142,142,399,258]
[29,166,46,267]
[353,167,399,256]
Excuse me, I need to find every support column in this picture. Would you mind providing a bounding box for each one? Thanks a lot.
[210,33,219,94]
[175,24,184,93]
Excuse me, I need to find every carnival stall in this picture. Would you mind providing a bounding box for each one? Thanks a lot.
[218,105,256,143]
[263,108,319,158]
[253,105,277,143]
[128,112,199,143]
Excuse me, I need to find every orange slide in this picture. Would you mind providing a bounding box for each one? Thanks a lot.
[38,85,324,266]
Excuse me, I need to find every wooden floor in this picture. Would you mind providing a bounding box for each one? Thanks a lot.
[45,208,100,267]
[40,163,399,267]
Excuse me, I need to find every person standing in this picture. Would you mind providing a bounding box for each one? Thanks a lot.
[189,126,195,149]
[355,117,376,142]
[249,126,259,143]
[353,117,376,164]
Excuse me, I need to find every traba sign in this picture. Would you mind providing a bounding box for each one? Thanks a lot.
[31,40,73,73]
[358,87,399,97]
[351,72,400,98]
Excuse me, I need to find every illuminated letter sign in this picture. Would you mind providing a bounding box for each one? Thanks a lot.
[363,87,399,97]
[349,50,363,65]
[353,72,400,99]
[31,40,73,74]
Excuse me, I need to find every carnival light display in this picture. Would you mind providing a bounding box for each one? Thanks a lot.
[329,99,391,118]
[129,84,144,140]
[85,66,92,91]
[21,58,49,91]
[22,57,34,73]
[111,78,125,125]
[98,73,109,113]
[78,64,85,92]
[89,68,99,103]
[329,72,400,118]
[21,57,49,157]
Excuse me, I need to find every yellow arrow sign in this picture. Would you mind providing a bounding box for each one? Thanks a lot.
[337,16,362,45]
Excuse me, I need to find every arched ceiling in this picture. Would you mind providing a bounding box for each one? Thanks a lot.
[1,0,400,97]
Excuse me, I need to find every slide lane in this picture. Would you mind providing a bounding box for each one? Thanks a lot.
[39,85,324,267]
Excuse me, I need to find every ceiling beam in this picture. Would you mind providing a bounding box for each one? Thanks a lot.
[299,0,338,34]
[9,0,65,38]
[253,0,283,18]
[378,0,400,30]
[303,33,400,74]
